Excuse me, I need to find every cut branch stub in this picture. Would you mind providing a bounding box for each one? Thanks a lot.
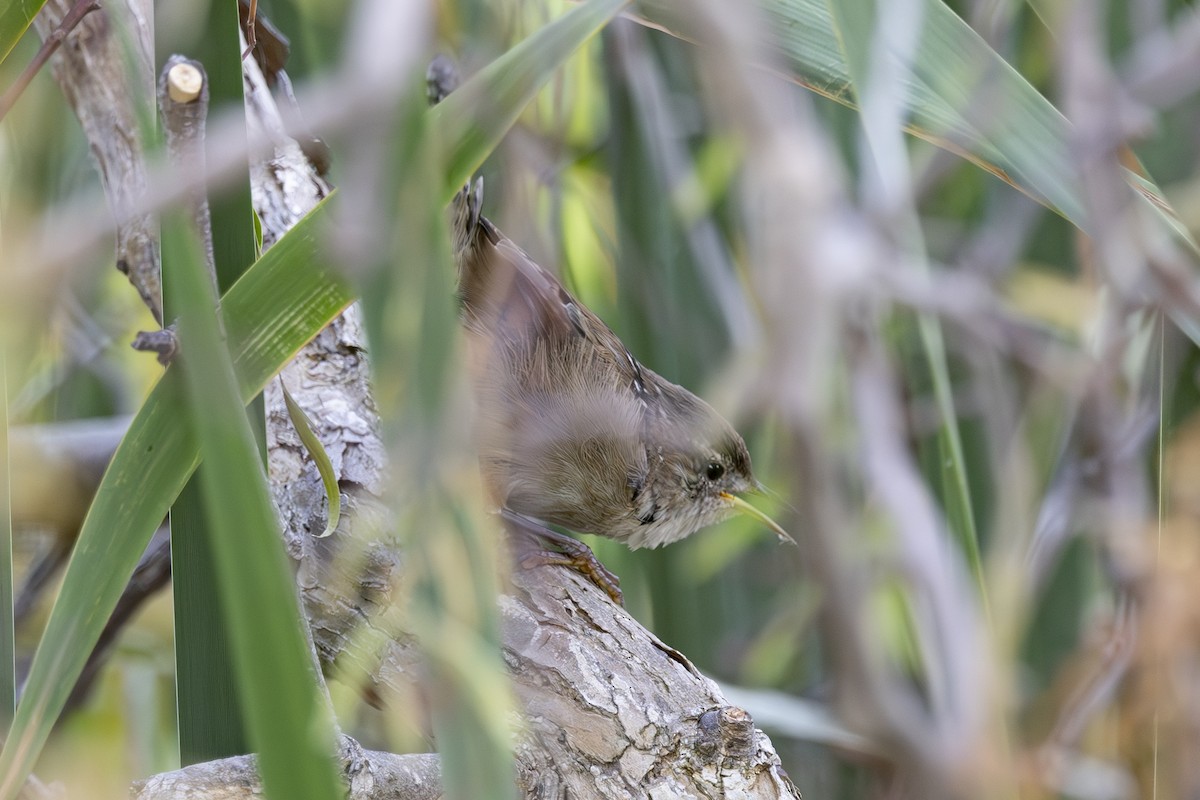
[167,63,204,104]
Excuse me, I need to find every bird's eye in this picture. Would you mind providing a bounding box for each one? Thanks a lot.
[705,461,725,481]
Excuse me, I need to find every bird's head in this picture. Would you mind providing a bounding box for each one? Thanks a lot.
[636,385,793,549]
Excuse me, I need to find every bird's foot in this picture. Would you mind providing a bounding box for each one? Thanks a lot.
[501,509,623,606]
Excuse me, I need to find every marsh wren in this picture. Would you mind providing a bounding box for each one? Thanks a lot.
[451,180,791,601]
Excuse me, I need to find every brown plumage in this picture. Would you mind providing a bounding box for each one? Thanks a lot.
[452,180,787,550]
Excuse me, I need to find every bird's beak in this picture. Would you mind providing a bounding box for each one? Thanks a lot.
[720,492,795,545]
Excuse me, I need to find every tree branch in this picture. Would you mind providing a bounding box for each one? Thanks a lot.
[132,737,442,800]
[32,0,162,324]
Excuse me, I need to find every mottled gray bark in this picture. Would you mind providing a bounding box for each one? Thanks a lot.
[497,567,800,797]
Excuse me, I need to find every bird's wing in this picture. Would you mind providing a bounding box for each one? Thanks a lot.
[452,179,657,409]
[455,189,596,339]
[452,181,572,340]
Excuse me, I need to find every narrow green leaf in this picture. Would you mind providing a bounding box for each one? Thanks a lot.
[429,0,632,200]
[172,480,245,763]
[165,204,341,800]
[169,2,261,764]
[361,55,514,800]
[0,197,352,800]
[380,4,640,788]
[280,379,340,539]
[188,16,258,295]
[0,0,47,66]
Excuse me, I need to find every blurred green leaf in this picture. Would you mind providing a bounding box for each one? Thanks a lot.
[0,0,47,66]
[363,54,507,800]
[429,0,632,201]
[358,8,641,794]
[637,0,1081,216]
[633,0,1198,257]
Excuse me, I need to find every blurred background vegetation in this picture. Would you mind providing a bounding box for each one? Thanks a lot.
[4,0,1200,797]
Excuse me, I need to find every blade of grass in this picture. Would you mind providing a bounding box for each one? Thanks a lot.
[168,2,260,766]
[171,481,245,763]
[164,202,341,800]
[390,117,516,800]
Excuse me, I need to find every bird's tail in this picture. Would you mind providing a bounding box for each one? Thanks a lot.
[451,176,486,260]
[426,56,491,261]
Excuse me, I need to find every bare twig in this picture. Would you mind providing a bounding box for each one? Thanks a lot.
[237,0,290,81]
[130,325,179,367]
[158,56,218,294]
[240,0,258,61]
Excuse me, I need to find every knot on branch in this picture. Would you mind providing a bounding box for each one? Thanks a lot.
[696,705,757,762]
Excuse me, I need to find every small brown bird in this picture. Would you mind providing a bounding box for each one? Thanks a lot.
[451,179,791,597]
